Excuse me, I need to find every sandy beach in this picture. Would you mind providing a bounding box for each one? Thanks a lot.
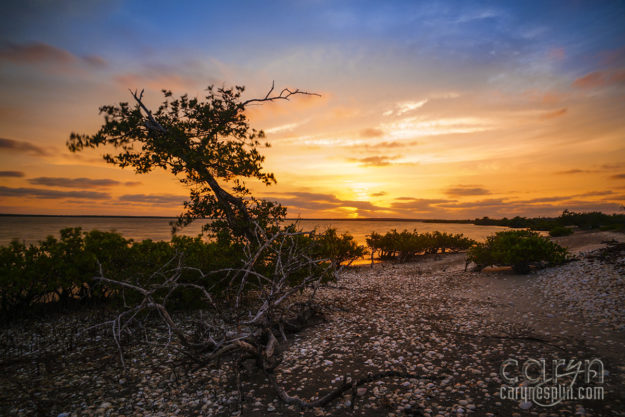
[1,230,624,416]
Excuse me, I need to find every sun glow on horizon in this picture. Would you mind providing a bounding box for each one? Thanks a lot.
[1,1,624,218]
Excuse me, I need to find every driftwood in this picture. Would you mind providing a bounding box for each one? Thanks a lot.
[446,329,566,351]
[88,224,427,408]
[268,370,424,409]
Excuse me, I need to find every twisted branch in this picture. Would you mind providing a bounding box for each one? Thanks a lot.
[89,224,421,409]
[242,80,321,106]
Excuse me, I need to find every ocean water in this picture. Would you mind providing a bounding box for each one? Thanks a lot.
[0,216,509,246]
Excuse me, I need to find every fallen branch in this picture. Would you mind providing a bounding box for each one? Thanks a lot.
[446,330,566,351]
[267,370,426,409]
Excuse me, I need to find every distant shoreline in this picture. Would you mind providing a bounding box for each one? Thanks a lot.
[0,213,473,223]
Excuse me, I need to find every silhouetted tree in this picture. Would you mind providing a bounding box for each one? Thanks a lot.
[68,83,318,241]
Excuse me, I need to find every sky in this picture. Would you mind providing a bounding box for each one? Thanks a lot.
[0,0,624,219]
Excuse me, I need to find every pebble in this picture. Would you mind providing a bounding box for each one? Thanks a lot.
[519,401,532,410]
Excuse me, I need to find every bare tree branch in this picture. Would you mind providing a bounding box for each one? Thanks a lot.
[129,88,167,133]
[267,370,428,409]
[87,224,418,409]
[242,81,321,106]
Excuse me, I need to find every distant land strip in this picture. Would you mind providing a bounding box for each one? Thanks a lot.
[0,213,472,223]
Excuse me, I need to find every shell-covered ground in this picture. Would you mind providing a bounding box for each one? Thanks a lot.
[1,231,624,416]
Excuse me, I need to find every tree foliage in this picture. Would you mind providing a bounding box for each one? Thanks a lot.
[0,228,247,319]
[312,228,366,267]
[466,230,569,274]
[474,209,625,232]
[366,229,475,263]
[68,85,315,240]
[548,225,573,237]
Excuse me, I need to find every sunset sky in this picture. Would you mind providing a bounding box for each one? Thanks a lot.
[1,0,624,219]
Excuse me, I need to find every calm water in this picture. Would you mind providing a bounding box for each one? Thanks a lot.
[0,216,509,246]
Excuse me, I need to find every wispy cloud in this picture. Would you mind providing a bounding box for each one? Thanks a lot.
[359,140,419,150]
[0,186,110,200]
[380,116,494,139]
[438,194,621,214]
[118,194,186,205]
[556,164,625,175]
[445,186,491,197]
[348,155,399,167]
[578,191,614,197]
[601,163,625,170]
[539,108,567,120]
[0,42,106,68]
[390,198,454,213]
[265,122,301,134]
[397,100,428,115]
[359,128,384,138]
[383,99,428,116]
[522,196,572,204]
[264,191,385,213]
[0,137,49,156]
[454,8,501,23]
[28,177,139,188]
[572,69,625,89]
[113,65,205,91]
[555,169,598,175]
[0,171,24,177]
[437,198,506,209]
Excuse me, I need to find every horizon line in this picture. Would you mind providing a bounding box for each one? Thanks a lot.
[0,213,479,222]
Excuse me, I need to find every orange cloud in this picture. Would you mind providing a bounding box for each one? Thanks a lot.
[555,169,597,175]
[445,185,491,197]
[611,69,625,83]
[28,177,141,188]
[114,72,198,91]
[0,42,106,68]
[572,69,625,89]
[0,171,24,177]
[573,72,604,88]
[540,108,567,120]
[523,90,565,106]
[359,128,384,138]
[358,140,419,150]
[348,155,399,167]
[541,92,562,105]
[0,186,110,200]
[0,137,50,156]
[118,193,185,205]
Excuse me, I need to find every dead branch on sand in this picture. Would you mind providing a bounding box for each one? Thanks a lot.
[89,224,428,408]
